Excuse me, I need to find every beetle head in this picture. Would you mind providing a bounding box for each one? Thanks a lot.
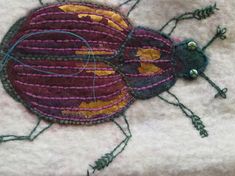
[174,39,208,79]
[173,36,228,99]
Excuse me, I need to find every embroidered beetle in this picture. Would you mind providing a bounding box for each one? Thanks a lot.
[0,1,228,175]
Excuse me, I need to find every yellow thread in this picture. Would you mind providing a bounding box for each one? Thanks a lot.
[78,14,103,22]
[75,50,114,55]
[86,70,115,76]
[59,5,128,31]
[62,90,128,118]
[136,48,161,61]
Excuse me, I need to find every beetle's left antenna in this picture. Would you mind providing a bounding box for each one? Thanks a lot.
[202,26,227,51]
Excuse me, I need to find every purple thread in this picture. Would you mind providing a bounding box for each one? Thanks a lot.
[124,60,171,63]
[32,99,134,122]
[134,34,172,47]
[125,68,173,77]
[22,39,120,45]
[14,64,114,71]
[18,73,120,79]
[131,76,174,91]
[31,11,128,32]
[15,78,123,89]
[31,92,130,111]
[17,45,116,53]
[24,87,127,101]
[30,19,126,37]
[19,29,124,42]
[126,46,171,54]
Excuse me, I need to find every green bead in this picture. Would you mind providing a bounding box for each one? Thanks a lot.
[190,69,199,78]
[187,41,197,50]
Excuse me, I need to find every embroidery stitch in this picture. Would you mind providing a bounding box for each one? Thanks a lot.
[0,1,228,176]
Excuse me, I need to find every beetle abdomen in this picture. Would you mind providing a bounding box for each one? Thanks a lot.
[5,59,134,124]
[0,2,135,124]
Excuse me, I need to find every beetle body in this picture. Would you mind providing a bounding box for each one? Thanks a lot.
[0,2,208,125]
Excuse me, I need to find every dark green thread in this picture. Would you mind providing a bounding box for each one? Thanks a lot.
[158,91,208,138]
[118,0,141,17]
[0,118,53,143]
[160,3,219,35]
[200,72,228,99]
[202,26,227,51]
[87,114,132,175]
[39,0,43,5]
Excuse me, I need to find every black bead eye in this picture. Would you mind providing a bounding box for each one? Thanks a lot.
[187,41,197,50]
[189,69,199,78]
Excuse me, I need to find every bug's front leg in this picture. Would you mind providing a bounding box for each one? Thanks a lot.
[158,91,208,138]
[0,117,53,143]
[118,0,141,17]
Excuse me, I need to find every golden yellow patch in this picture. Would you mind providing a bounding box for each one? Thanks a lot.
[86,70,115,76]
[78,14,123,31]
[78,14,103,22]
[75,50,114,55]
[59,5,128,31]
[136,48,161,61]
[138,63,162,74]
[62,90,128,118]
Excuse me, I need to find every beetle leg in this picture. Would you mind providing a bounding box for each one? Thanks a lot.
[0,117,53,143]
[158,91,208,138]
[87,114,132,175]
[118,0,141,17]
[160,3,219,36]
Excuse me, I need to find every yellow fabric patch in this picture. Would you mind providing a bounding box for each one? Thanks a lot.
[62,90,128,118]
[86,70,115,76]
[78,14,103,22]
[59,4,128,31]
[136,48,161,61]
[75,50,114,55]
[138,63,162,74]
[78,14,123,31]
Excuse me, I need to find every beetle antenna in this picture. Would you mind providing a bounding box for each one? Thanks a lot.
[200,72,228,99]
[202,26,227,51]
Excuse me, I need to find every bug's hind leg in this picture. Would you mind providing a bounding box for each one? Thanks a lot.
[87,114,132,175]
[0,117,53,143]
[160,3,219,36]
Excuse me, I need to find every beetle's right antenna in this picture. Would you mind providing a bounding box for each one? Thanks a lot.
[160,3,219,36]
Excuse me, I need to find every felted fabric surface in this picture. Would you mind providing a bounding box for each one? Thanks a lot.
[0,0,234,176]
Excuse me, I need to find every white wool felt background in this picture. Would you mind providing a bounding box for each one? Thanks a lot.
[0,0,235,176]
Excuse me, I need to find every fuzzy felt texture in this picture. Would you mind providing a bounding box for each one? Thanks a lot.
[0,0,235,176]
